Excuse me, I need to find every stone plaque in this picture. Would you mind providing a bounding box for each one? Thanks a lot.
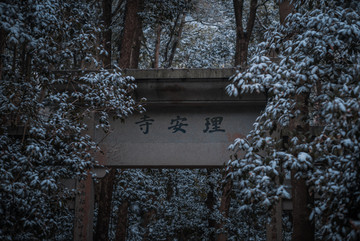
[94,104,263,167]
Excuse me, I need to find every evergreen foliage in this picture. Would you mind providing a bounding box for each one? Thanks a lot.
[226,0,360,239]
[0,1,139,240]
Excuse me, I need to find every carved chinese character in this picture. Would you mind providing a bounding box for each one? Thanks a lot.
[203,116,225,133]
[135,115,154,134]
[168,116,188,133]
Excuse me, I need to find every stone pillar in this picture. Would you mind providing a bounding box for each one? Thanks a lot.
[266,199,283,241]
[74,172,95,241]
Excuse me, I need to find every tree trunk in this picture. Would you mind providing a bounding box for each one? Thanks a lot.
[115,200,129,241]
[233,0,257,67]
[279,0,294,24]
[130,21,142,69]
[102,0,112,68]
[19,41,31,81]
[235,39,249,67]
[291,173,314,241]
[152,24,162,69]
[164,13,181,63]
[94,168,116,241]
[142,208,156,240]
[0,28,6,80]
[216,178,233,241]
[21,43,26,77]
[25,52,32,81]
[167,13,185,68]
[12,45,17,73]
[205,169,216,241]
[118,0,143,69]
[165,173,174,241]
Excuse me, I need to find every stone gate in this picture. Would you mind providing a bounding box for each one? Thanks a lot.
[74,68,286,241]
